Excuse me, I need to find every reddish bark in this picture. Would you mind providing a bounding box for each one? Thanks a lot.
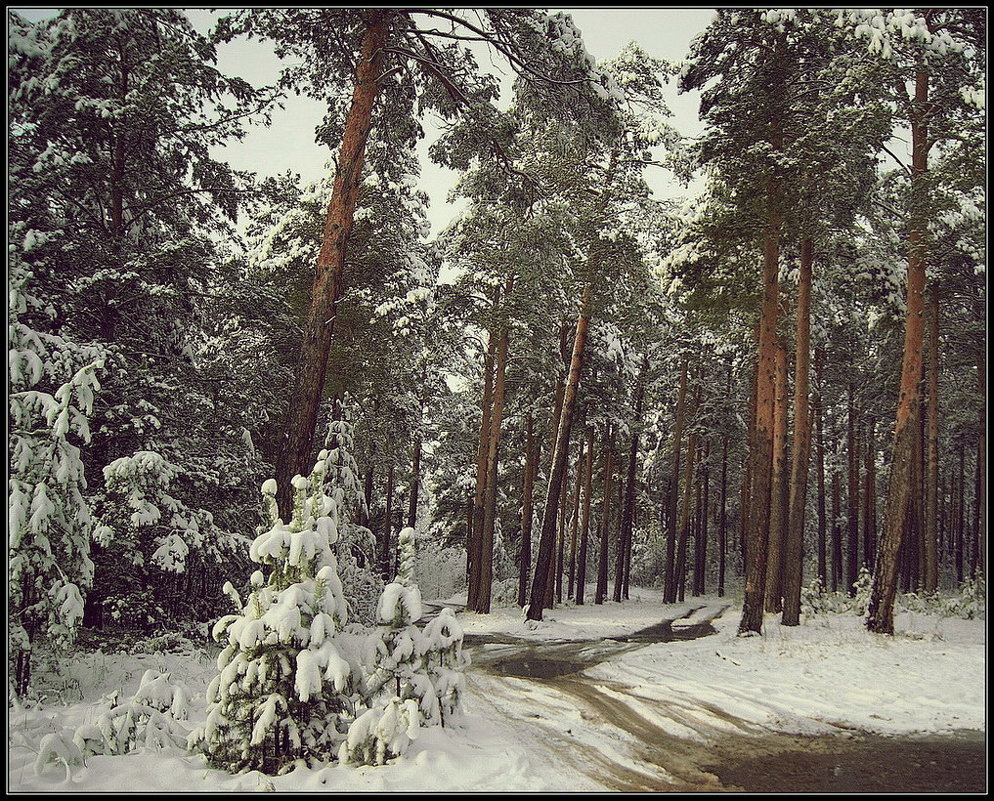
[276,14,389,518]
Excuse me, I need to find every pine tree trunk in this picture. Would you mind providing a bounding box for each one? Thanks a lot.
[555,463,569,605]
[675,422,699,604]
[868,66,930,634]
[468,330,497,609]
[518,414,536,608]
[568,436,583,600]
[923,291,940,591]
[664,358,689,603]
[614,374,645,602]
[718,437,728,598]
[846,383,861,595]
[956,443,965,583]
[739,201,780,635]
[382,462,395,580]
[977,356,986,576]
[595,425,615,605]
[408,435,422,530]
[815,372,827,589]
[831,460,842,593]
[576,424,594,605]
[694,440,710,597]
[765,340,789,612]
[863,420,877,572]
[476,325,510,614]
[527,285,592,621]
[276,14,388,519]
[782,238,813,625]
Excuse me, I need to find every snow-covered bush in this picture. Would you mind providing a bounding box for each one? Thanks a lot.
[345,527,470,765]
[188,459,357,775]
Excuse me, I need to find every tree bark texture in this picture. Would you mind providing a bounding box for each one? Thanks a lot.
[276,14,389,519]
[782,238,814,625]
[527,284,592,620]
[595,425,615,605]
[575,425,595,605]
[738,193,780,635]
[664,358,688,603]
[475,325,510,614]
[467,331,497,609]
[764,340,789,613]
[518,414,536,608]
[868,66,930,634]
[847,383,860,596]
[924,290,940,591]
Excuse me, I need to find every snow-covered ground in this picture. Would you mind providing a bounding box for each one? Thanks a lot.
[8,589,985,792]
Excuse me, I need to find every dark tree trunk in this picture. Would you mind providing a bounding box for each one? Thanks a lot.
[276,14,388,519]
[718,437,728,598]
[664,358,689,603]
[863,420,877,573]
[694,440,710,597]
[977,356,986,576]
[615,373,645,602]
[468,330,497,609]
[595,426,615,605]
[765,340,789,612]
[568,436,583,600]
[408,435,422,530]
[831,460,842,593]
[924,290,940,591]
[846,383,860,596]
[381,462,395,580]
[518,414,536,608]
[527,285,592,621]
[575,425,594,605]
[782,238,813,625]
[675,422,699,604]
[475,325,510,614]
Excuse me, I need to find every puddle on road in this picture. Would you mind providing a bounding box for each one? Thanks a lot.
[705,729,987,793]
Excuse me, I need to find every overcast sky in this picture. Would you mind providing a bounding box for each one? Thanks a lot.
[184,8,716,233]
[14,8,717,233]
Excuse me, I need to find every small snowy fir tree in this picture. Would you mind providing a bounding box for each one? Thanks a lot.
[421,606,470,727]
[342,527,434,765]
[8,253,104,697]
[188,457,356,774]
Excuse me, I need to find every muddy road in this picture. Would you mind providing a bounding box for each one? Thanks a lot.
[463,604,987,793]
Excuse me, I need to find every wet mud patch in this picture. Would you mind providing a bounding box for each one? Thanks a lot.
[703,729,986,793]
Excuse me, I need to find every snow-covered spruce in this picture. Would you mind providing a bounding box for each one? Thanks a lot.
[188,459,356,774]
[342,527,469,765]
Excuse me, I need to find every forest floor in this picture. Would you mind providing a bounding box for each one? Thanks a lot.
[8,588,986,793]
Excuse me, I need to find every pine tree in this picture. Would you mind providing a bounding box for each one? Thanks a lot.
[189,458,355,774]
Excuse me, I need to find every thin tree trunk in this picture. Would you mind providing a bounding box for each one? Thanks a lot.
[381,462,394,580]
[924,290,940,591]
[527,285,592,620]
[718,437,728,598]
[977,356,986,576]
[615,373,645,602]
[694,440,710,597]
[847,383,861,595]
[664,358,689,603]
[956,443,965,583]
[815,368,827,589]
[476,325,510,614]
[782,238,813,625]
[765,340,789,612]
[575,424,594,605]
[518,414,536,608]
[555,462,569,605]
[568,435,583,600]
[675,422,699,604]
[276,14,388,519]
[831,461,842,593]
[863,420,877,573]
[468,330,498,610]
[408,435,422,530]
[595,425,615,605]
[868,63,930,634]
